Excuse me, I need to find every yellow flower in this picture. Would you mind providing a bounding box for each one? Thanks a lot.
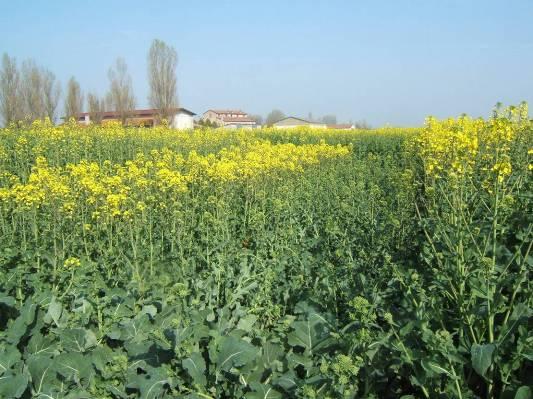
[64,257,81,269]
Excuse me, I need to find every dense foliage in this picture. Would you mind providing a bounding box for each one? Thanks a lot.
[0,105,531,398]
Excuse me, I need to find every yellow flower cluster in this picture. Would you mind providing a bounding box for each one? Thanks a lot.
[0,120,412,177]
[0,138,350,220]
[255,126,419,146]
[8,157,70,211]
[64,256,81,269]
[0,119,255,168]
[415,115,483,179]
[414,103,531,186]
[205,141,349,181]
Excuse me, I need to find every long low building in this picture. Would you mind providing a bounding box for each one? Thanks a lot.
[272,117,326,129]
[72,108,196,129]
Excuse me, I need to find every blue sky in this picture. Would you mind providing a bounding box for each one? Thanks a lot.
[1,0,532,126]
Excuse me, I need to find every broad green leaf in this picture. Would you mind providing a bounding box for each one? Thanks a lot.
[120,314,152,341]
[262,342,283,367]
[0,347,21,375]
[471,343,496,378]
[26,355,58,395]
[91,346,114,372]
[245,382,282,399]
[124,341,155,360]
[55,353,94,387]
[273,371,298,391]
[286,352,313,370]
[141,304,158,318]
[515,386,532,399]
[0,374,28,398]
[126,366,171,399]
[288,320,314,352]
[215,336,257,372]
[236,314,258,332]
[63,390,93,398]
[7,301,37,344]
[72,297,94,320]
[27,332,59,357]
[107,327,122,340]
[59,328,98,353]
[287,313,330,355]
[43,296,63,326]
[183,352,206,386]
[0,296,16,307]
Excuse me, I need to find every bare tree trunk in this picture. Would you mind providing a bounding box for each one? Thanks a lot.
[107,58,135,125]
[64,76,84,122]
[148,39,178,123]
[0,53,23,126]
[42,69,61,123]
[87,92,104,124]
[21,59,45,123]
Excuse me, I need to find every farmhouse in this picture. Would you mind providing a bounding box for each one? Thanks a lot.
[73,108,196,129]
[273,117,326,129]
[202,109,257,129]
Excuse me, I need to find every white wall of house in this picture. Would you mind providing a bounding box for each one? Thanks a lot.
[171,112,194,129]
[202,110,222,125]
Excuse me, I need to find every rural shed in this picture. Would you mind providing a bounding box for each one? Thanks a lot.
[272,117,326,129]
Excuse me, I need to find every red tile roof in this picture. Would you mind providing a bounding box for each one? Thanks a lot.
[209,109,247,115]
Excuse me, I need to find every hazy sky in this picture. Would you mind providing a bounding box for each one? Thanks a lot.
[1,0,532,126]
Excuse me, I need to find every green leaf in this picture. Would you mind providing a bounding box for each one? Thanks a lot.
[0,296,16,307]
[262,342,283,367]
[91,346,114,372]
[273,371,298,391]
[0,347,21,375]
[215,336,257,372]
[515,387,532,399]
[287,320,314,352]
[43,297,63,327]
[27,332,59,357]
[286,352,314,372]
[55,353,94,387]
[287,313,330,355]
[119,314,151,341]
[6,301,37,344]
[245,382,282,399]
[26,355,58,395]
[64,390,93,399]
[421,358,454,377]
[236,314,258,332]
[72,298,93,318]
[0,374,28,398]
[183,352,207,386]
[126,366,171,399]
[141,304,158,318]
[59,328,98,353]
[471,343,496,378]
